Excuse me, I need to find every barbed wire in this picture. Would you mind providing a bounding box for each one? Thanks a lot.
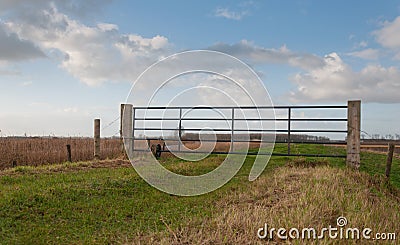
[101,116,120,131]
[347,124,373,140]
[360,129,373,139]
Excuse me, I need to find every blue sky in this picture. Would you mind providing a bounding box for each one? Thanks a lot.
[0,0,399,138]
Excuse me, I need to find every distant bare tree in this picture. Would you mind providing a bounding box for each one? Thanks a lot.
[386,134,394,140]
[396,134,400,140]
[372,134,380,140]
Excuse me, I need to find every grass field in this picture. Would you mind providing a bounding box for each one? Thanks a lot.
[0,144,399,244]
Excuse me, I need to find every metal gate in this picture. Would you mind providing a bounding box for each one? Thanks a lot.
[123,104,350,158]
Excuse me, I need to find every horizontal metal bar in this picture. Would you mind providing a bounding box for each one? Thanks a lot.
[233,118,347,122]
[133,117,348,122]
[133,128,176,131]
[134,118,179,121]
[287,118,347,122]
[134,118,281,121]
[270,153,347,158]
[133,128,347,133]
[132,137,347,145]
[138,149,270,155]
[131,105,347,110]
[275,140,347,145]
[134,137,274,143]
[132,149,264,155]
[133,117,223,121]
[133,128,234,131]
[131,148,346,158]
[289,129,347,133]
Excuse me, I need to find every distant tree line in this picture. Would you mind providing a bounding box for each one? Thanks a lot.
[362,133,400,140]
[180,133,330,142]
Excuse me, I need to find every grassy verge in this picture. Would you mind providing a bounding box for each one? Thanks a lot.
[142,165,399,244]
[0,144,398,244]
[0,155,264,244]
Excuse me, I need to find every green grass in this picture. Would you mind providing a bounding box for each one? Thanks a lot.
[1,167,213,243]
[360,151,400,188]
[0,156,261,244]
[273,143,400,188]
[0,144,398,244]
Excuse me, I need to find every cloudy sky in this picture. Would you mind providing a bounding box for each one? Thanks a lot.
[0,0,399,138]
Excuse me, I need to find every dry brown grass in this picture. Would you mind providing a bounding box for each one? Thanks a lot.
[135,164,400,244]
[0,137,122,169]
[0,138,260,170]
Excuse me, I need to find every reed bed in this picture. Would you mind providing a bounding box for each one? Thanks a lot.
[0,137,122,169]
[0,137,263,170]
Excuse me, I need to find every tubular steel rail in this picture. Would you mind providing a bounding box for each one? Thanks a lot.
[129,105,348,158]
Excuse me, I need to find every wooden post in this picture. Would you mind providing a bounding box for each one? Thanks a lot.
[120,104,125,155]
[346,100,361,169]
[386,143,395,178]
[121,104,133,157]
[94,119,100,159]
[66,144,72,162]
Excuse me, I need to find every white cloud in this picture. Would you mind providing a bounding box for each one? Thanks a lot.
[373,16,400,60]
[0,23,45,61]
[20,81,33,87]
[4,5,172,86]
[347,48,380,60]
[214,7,248,20]
[0,0,113,18]
[63,107,78,113]
[97,22,118,32]
[374,16,400,49]
[210,41,400,103]
[290,53,400,103]
[0,61,20,76]
[209,40,324,70]
[358,41,368,48]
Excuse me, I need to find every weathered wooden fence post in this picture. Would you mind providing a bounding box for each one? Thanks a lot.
[94,119,101,159]
[120,104,126,155]
[386,143,395,178]
[66,144,72,162]
[121,104,133,158]
[346,100,361,169]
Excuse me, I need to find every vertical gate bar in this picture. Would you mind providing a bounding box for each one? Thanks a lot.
[288,107,291,154]
[132,108,136,152]
[231,108,235,152]
[178,108,182,152]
